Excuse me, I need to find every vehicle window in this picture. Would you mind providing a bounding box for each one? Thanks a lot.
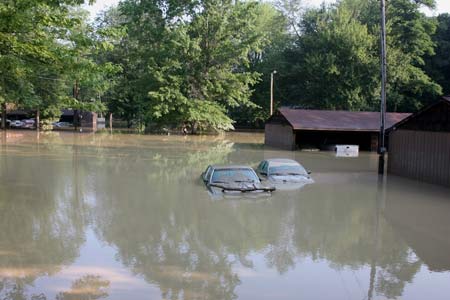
[257,161,264,171]
[262,162,268,173]
[268,165,307,176]
[211,169,259,183]
[204,166,213,181]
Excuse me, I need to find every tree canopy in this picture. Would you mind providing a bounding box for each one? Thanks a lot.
[0,0,118,125]
[273,0,443,114]
[1,0,449,130]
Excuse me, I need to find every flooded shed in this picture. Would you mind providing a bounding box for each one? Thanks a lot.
[265,108,409,151]
[60,109,98,131]
[388,97,450,187]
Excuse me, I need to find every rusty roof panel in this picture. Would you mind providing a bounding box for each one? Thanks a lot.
[390,97,450,131]
[277,108,411,131]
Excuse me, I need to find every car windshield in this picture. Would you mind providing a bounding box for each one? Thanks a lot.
[268,165,307,176]
[211,169,259,183]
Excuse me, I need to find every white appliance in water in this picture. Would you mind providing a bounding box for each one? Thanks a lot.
[335,145,359,157]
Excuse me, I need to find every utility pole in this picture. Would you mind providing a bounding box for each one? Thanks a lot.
[270,70,277,116]
[378,0,387,175]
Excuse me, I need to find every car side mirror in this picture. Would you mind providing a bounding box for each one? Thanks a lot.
[260,172,267,176]
[307,170,312,174]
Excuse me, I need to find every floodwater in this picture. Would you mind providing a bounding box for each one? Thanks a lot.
[1,131,450,300]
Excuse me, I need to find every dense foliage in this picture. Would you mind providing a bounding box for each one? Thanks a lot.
[102,0,278,132]
[425,13,450,95]
[273,0,443,113]
[0,0,118,126]
[1,0,449,130]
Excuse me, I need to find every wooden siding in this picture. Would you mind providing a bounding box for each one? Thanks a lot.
[396,99,450,132]
[388,130,450,187]
[265,123,295,150]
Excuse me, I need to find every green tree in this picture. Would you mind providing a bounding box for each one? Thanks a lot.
[273,0,442,113]
[232,3,290,127]
[0,1,118,128]
[60,8,120,116]
[340,0,442,111]
[383,0,442,111]
[102,0,274,132]
[148,0,272,132]
[425,13,450,95]
[284,3,380,110]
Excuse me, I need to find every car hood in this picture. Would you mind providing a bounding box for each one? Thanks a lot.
[208,181,275,193]
[268,174,313,183]
[264,175,313,191]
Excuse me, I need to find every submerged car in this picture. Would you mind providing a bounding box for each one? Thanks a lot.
[22,119,35,129]
[0,118,11,127]
[256,158,313,190]
[9,119,35,129]
[53,121,73,128]
[10,120,25,128]
[202,165,275,196]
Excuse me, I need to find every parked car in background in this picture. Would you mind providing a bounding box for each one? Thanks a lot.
[10,120,25,128]
[0,118,11,127]
[256,158,313,190]
[9,119,35,129]
[202,165,275,197]
[53,121,73,128]
[22,119,35,129]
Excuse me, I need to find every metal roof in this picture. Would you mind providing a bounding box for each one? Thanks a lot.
[276,108,411,132]
[389,97,450,131]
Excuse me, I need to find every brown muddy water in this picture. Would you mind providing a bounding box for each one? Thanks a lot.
[0,131,449,300]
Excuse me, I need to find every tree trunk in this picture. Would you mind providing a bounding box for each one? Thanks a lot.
[36,109,40,131]
[74,109,79,131]
[109,113,113,133]
[190,121,198,135]
[1,103,6,130]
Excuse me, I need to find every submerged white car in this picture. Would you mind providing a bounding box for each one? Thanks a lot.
[202,165,275,197]
[10,120,25,128]
[256,158,313,190]
[53,121,73,128]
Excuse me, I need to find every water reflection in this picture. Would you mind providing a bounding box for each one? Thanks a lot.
[0,274,109,300]
[0,139,87,299]
[384,177,450,272]
[0,131,449,300]
[56,275,110,300]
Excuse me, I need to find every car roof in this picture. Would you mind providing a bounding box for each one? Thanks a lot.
[210,165,254,170]
[265,158,300,165]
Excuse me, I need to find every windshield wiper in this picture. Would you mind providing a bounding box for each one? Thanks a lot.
[234,180,255,183]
